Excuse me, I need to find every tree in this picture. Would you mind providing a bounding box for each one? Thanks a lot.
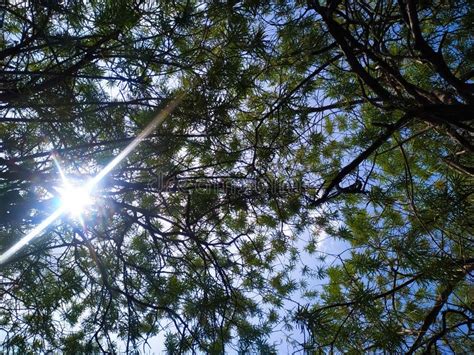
[0,0,472,353]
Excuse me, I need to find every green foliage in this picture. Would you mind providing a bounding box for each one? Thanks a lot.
[0,0,472,353]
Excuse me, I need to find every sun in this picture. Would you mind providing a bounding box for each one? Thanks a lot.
[0,97,180,264]
[58,184,93,217]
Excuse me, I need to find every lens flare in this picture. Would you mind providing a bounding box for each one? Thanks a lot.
[0,95,183,264]
[0,207,66,265]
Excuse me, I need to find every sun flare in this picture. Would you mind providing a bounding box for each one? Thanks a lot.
[0,95,182,264]
[58,184,93,217]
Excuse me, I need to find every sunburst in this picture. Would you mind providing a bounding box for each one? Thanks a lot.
[0,95,183,264]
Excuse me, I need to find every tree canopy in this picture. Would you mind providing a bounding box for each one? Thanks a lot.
[0,0,472,353]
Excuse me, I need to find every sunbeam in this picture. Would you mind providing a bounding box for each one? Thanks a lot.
[0,95,183,265]
[0,207,66,264]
